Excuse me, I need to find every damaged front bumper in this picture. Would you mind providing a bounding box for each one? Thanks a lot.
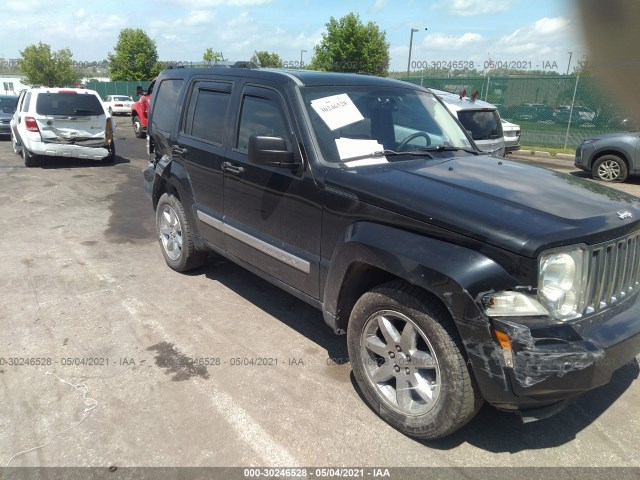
[461,291,640,421]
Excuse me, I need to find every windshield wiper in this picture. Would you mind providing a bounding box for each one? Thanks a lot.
[73,108,99,114]
[341,149,435,162]
[417,145,479,155]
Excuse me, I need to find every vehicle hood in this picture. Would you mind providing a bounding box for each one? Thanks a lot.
[324,155,640,257]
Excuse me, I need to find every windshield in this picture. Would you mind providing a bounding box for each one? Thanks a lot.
[301,86,473,164]
[456,110,503,141]
[36,92,104,116]
[113,96,131,101]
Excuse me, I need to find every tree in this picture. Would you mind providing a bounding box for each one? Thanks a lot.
[309,13,390,76]
[203,48,225,64]
[17,42,79,87]
[108,28,161,81]
[250,51,283,68]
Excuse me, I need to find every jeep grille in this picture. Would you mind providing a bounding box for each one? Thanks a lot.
[584,230,640,314]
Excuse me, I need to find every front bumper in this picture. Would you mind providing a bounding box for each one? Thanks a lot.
[462,291,640,418]
[574,143,595,170]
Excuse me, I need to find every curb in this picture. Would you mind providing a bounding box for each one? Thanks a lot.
[514,150,575,161]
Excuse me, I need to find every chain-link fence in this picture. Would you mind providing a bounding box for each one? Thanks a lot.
[83,75,634,150]
[399,75,636,150]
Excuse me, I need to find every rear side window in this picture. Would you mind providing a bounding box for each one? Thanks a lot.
[456,110,503,141]
[183,83,231,145]
[151,79,184,133]
[22,92,32,112]
[35,92,104,116]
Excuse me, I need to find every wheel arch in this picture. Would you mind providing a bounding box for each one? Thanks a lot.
[323,222,520,336]
[151,156,192,205]
[590,149,630,170]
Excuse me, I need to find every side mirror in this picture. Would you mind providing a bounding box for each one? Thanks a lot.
[248,135,299,168]
[136,86,144,97]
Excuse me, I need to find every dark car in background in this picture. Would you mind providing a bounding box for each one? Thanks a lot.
[0,95,19,137]
[506,103,554,122]
[575,131,640,182]
[554,105,597,127]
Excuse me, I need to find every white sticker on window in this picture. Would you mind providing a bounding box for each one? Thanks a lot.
[310,93,364,131]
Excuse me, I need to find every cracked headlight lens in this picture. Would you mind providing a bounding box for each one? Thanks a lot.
[538,247,588,320]
[483,291,548,317]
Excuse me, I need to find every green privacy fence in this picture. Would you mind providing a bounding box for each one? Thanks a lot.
[398,75,635,149]
[85,81,146,98]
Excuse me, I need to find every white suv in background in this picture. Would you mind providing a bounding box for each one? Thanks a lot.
[430,88,505,156]
[10,87,115,167]
[501,119,521,154]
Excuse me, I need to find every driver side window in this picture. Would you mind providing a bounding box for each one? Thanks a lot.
[236,94,290,154]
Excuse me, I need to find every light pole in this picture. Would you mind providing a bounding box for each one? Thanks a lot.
[566,51,573,76]
[300,49,307,66]
[407,27,427,78]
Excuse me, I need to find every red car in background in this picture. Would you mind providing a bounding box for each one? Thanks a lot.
[131,79,155,138]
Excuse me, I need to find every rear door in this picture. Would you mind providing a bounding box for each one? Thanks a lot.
[174,79,234,249]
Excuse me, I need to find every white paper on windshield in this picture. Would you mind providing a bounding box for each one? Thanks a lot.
[311,93,364,131]
[335,138,387,167]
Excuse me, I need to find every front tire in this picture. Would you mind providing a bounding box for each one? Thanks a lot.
[592,154,628,182]
[133,116,145,138]
[11,131,21,156]
[156,193,207,272]
[347,281,482,440]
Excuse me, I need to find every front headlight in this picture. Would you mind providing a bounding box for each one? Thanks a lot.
[538,247,588,320]
[483,291,548,317]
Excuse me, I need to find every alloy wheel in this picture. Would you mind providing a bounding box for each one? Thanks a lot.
[360,309,441,416]
[159,205,183,261]
[597,159,621,181]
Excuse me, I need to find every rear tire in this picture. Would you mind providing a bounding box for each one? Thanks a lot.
[156,193,207,272]
[22,144,39,167]
[347,280,482,440]
[103,141,116,163]
[133,116,145,138]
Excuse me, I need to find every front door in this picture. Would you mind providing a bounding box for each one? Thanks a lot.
[222,84,322,298]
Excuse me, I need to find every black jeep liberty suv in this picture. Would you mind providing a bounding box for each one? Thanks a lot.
[143,66,640,439]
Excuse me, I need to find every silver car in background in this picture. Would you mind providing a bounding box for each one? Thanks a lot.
[575,131,640,182]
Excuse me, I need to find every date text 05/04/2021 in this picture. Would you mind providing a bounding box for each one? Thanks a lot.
[409,59,560,70]
[0,357,306,367]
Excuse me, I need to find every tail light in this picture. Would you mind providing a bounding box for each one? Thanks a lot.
[25,117,39,132]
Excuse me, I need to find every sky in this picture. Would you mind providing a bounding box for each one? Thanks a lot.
[1,0,588,74]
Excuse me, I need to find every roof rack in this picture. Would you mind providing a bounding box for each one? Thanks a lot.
[164,61,258,70]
